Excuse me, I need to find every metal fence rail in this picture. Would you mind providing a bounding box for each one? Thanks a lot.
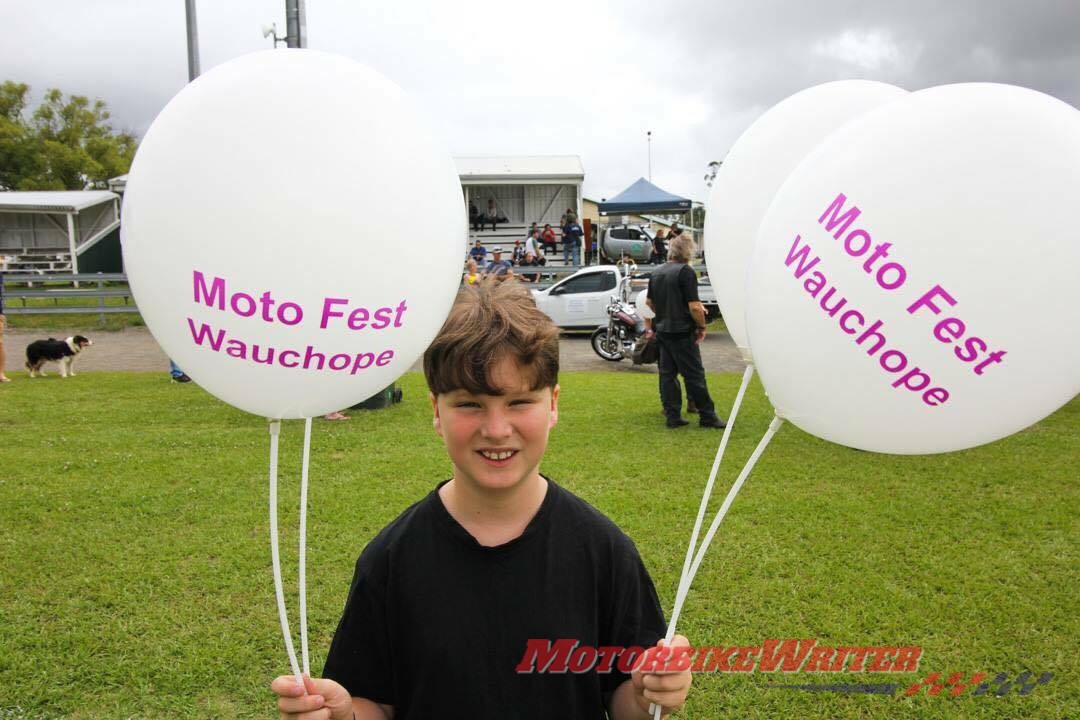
[2,272,138,325]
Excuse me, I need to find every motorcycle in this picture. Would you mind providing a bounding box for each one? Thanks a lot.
[590,269,647,361]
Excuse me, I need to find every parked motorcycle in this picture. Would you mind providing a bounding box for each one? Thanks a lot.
[590,269,646,361]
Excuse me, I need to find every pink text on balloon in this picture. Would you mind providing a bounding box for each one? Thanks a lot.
[818,193,907,291]
[906,285,1007,375]
[194,270,306,325]
[784,234,949,407]
[186,318,394,375]
[192,270,410,333]
[320,297,407,330]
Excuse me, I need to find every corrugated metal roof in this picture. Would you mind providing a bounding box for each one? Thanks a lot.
[0,191,119,212]
[455,155,584,181]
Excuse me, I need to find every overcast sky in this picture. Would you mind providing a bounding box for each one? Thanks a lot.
[3,0,1079,202]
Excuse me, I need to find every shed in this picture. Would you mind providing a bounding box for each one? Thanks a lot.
[0,191,122,274]
[457,155,584,229]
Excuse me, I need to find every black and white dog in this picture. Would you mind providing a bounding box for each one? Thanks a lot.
[25,336,93,378]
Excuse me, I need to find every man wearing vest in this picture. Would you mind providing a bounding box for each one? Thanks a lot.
[645,232,725,429]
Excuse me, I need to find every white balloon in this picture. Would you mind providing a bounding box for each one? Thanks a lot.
[122,50,464,419]
[747,83,1080,454]
[635,289,655,319]
[705,80,906,360]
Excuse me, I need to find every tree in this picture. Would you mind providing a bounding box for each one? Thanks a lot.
[691,204,705,229]
[0,80,137,191]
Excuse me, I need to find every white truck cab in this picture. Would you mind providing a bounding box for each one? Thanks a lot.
[531,264,718,328]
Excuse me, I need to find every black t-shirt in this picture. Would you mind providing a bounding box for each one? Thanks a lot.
[323,478,666,719]
[647,262,699,333]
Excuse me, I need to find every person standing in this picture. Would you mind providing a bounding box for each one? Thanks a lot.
[646,232,725,429]
[562,217,583,266]
[650,228,669,265]
[169,359,192,383]
[0,259,9,382]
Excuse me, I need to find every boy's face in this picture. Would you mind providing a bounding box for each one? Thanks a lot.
[431,355,559,495]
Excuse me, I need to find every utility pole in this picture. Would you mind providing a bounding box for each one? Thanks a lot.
[647,131,652,181]
[286,0,308,48]
[185,0,201,80]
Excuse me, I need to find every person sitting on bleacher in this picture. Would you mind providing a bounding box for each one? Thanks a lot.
[541,224,557,255]
[469,200,481,232]
[463,259,480,286]
[511,239,525,266]
[518,251,544,283]
[469,239,487,264]
[483,246,513,280]
[484,198,506,232]
[525,230,540,259]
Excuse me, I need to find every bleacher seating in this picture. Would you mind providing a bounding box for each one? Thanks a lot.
[2,249,73,275]
[468,223,587,268]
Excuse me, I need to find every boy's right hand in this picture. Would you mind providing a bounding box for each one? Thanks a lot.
[270,673,353,720]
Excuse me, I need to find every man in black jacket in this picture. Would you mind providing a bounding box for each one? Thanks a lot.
[646,232,725,428]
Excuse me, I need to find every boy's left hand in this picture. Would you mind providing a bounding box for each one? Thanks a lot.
[630,635,692,716]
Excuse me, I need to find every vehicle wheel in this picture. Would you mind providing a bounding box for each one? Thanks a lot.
[590,327,624,361]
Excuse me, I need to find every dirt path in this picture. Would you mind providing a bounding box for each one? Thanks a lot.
[3,326,748,376]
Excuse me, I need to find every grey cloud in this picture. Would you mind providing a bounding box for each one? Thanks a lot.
[2,1,1078,201]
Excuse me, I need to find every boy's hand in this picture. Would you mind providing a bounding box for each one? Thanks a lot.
[270,673,353,720]
[630,635,693,716]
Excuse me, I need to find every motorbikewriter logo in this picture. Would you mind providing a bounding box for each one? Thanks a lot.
[516,639,1054,698]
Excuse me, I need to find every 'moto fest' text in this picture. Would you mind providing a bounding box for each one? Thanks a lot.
[185,270,407,375]
[779,192,1008,407]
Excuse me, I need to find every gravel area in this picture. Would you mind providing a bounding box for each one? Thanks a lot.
[2,326,748,376]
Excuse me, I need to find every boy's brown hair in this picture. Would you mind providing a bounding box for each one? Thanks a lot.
[423,278,559,396]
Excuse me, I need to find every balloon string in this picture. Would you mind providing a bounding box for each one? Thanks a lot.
[674,364,755,599]
[269,419,304,687]
[299,417,312,677]
[648,365,753,720]
[651,415,783,720]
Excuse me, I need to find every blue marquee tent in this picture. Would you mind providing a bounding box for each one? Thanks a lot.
[598,177,692,215]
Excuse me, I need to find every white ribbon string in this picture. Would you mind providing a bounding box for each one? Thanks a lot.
[651,414,784,719]
[269,419,304,687]
[646,365,752,718]
[674,365,755,599]
[299,416,312,677]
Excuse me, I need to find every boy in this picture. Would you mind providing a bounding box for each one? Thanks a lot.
[272,280,691,719]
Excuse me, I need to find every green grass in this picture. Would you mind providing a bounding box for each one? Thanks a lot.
[0,372,1076,719]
